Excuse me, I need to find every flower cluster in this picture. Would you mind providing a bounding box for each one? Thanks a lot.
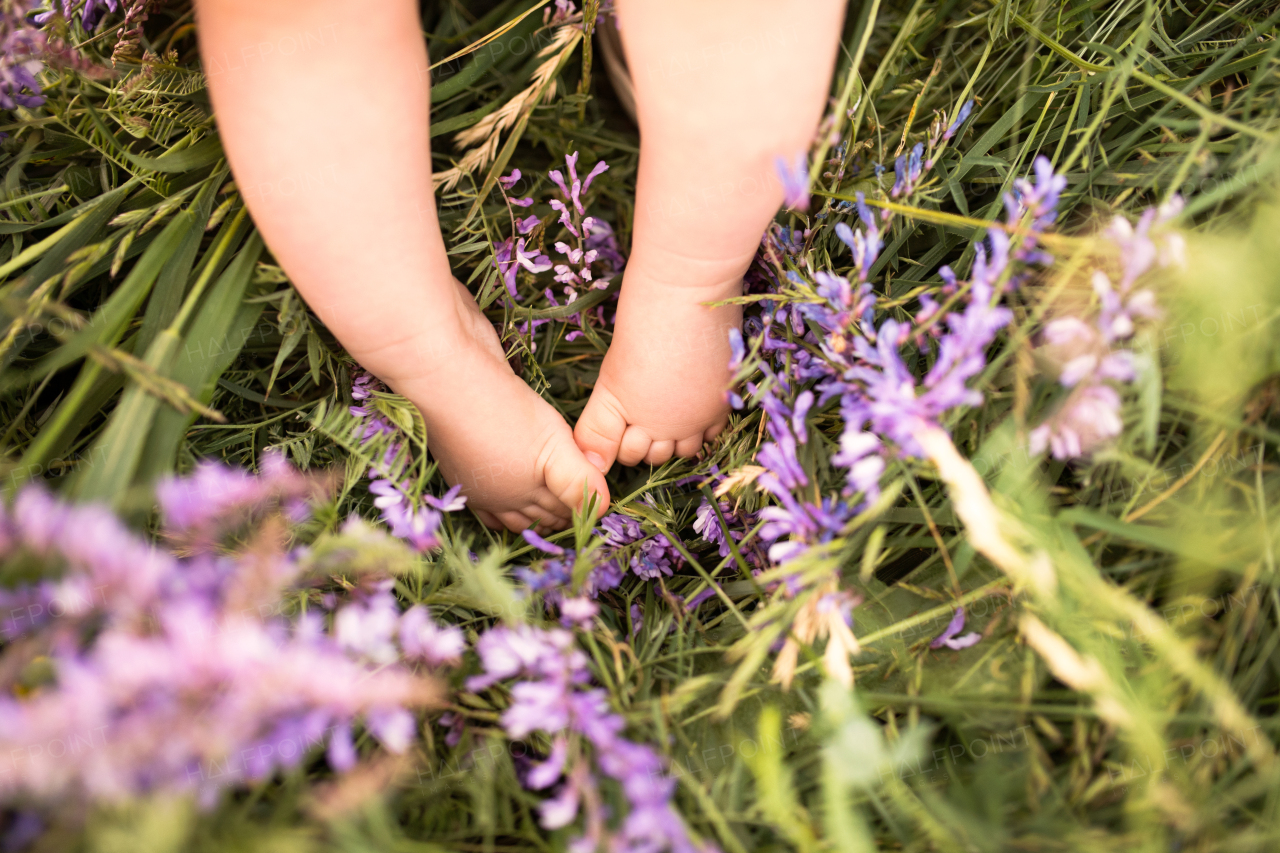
[771,156,1065,522]
[0,459,446,807]
[1,2,46,111]
[494,152,626,347]
[468,625,711,853]
[1029,199,1182,459]
[32,0,117,29]
[516,512,686,617]
[348,371,467,551]
[515,528,624,621]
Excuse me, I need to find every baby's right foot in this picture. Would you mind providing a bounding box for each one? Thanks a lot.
[369,282,609,532]
[573,254,741,469]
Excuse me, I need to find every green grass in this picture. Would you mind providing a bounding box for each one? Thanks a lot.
[2,0,1280,850]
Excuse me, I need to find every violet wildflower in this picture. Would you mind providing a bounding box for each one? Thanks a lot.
[517,525,624,604]
[33,0,118,29]
[693,497,733,558]
[1029,197,1181,459]
[348,372,467,550]
[942,99,974,142]
[929,608,982,650]
[399,605,466,666]
[630,534,683,580]
[559,596,598,628]
[599,512,642,547]
[1,5,45,111]
[157,450,319,547]
[891,143,925,199]
[469,624,710,852]
[0,479,439,806]
[775,152,810,211]
[1005,155,1068,265]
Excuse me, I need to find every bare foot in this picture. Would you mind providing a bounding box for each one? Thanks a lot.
[376,282,610,532]
[573,254,741,469]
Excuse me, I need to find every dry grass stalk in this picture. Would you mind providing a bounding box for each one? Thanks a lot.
[433,25,583,192]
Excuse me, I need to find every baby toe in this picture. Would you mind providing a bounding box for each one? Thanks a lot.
[674,435,704,458]
[574,385,629,474]
[532,491,573,523]
[617,425,654,467]
[542,427,611,520]
[475,508,504,530]
[496,510,537,533]
[644,440,675,466]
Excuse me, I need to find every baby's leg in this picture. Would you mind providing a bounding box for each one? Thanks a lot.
[574,0,846,469]
[195,0,607,530]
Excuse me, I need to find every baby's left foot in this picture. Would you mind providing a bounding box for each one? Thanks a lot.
[574,260,741,469]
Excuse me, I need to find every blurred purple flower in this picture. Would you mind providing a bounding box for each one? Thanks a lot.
[399,605,466,666]
[0,478,438,806]
[0,11,45,111]
[775,152,810,211]
[930,608,982,650]
[1028,195,1180,459]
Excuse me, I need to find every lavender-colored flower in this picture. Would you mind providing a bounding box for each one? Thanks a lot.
[929,608,982,650]
[33,0,119,29]
[891,143,925,199]
[0,478,438,806]
[523,528,566,556]
[348,373,466,550]
[156,450,317,547]
[469,624,710,852]
[335,585,402,664]
[1029,383,1124,459]
[775,152,810,211]
[559,596,598,628]
[630,534,682,580]
[1028,195,1179,459]
[599,512,642,547]
[1,9,45,111]
[398,605,465,666]
[942,99,974,141]
[692,498,728,556]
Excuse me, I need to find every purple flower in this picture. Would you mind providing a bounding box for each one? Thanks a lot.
[775,152,810,211]
[0,478,438,806]
[930,608,982,650]
[398,605,465,666]
[470,624,710,852]
[156,451,316,548]
[1029,383,1123,459]
[1027,195,1177,459]
[599,513,642,547]
[559,596,598,628]
[523,528,566,556]
[32,0,120,29]
[630,535,682,580]
[0,18,45,111]
[423,484,467,513]
[942,99,974,141]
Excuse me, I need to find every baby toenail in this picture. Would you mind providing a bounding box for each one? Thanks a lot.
[585,451,609,473]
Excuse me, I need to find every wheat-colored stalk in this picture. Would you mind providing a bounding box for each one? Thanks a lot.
[433,24,583,192]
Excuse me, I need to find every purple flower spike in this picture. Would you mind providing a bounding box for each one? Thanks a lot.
[523,529,566,556]
[930,608,982,650]
[943,99,974,141]
[776,152,810,211]
[582,160,609,192]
